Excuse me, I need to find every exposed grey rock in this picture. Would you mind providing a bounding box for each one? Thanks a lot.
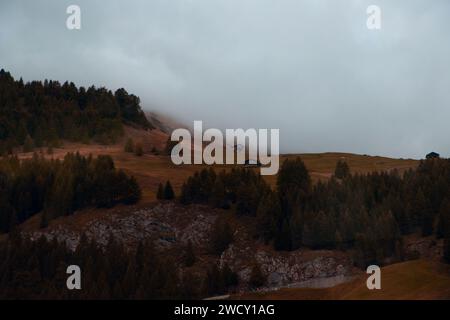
[25,202,355,291]
[26,203,216,251]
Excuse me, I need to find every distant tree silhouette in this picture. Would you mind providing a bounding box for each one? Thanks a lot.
[0,153,141,232]
[334,160,350,179]
[249,263,265,288]
[164,181,175,200]
[0,69,152,150]
[0,234,191,299]
[210,217,233,255]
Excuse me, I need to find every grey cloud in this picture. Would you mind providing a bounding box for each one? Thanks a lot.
[1,0,449,158]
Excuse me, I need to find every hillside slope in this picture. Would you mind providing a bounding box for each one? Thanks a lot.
[17,143,419,203]
[234,260,450,300]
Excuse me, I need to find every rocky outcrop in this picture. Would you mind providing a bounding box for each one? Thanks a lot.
[28,203,217,251]
[220,244,353,288]
[26,202,355,290]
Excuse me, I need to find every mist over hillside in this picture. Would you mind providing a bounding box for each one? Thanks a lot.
[2,1,450,158]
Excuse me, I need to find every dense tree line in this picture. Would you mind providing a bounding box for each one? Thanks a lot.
[180,167,270,213]
[0,153,141,233]
[0,69,152,153]
[157,181,175,200]
[0,233,201,299]
[178,158,450,267]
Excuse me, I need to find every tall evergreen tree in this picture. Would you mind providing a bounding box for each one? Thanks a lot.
[249,263,266,288]
[210,217,233,255]
[334,160,350,179]
[164,181,175,200]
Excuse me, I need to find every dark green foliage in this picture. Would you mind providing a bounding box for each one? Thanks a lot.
[302,211,336,249]
[249,263,266,288]
[204,263,239,296]
[277,158,311,210]
[436,199,450,239]
[221,263,239,288]
[114,88,151,129]
[120,175,142,205]
[210,217,234,255]
[209,177,229,209]
[164,181,175,200]
[157,181,175,200]
[180,167,268,211]
[0,153,141,233]
[334,160,350,179]
[0,69,152,150]
[255,190,281,242]
[274,219,292,251]
[0,234,189,299]
[179,157,450,265]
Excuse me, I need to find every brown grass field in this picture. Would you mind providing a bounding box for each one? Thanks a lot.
[17,127,419,203]
[233,260,450,300]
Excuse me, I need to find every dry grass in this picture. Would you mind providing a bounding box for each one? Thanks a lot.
[233,260,450,300]
[15,129,419,203]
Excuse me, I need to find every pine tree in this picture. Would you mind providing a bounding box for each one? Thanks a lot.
[256,190,281,242]
[277,157,311,218]
[274,219,292,251]
[210,218,233,255]
[334,160,350,179]
[122,176,141,204]
[221,263,239,288]
[249,263,265,288]
[205,264,223,296]
[209,178,228,209]
[437,199,450,238]
[164,181,175,200]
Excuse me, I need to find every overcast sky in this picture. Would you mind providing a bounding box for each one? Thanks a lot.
[1,0,449,158]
